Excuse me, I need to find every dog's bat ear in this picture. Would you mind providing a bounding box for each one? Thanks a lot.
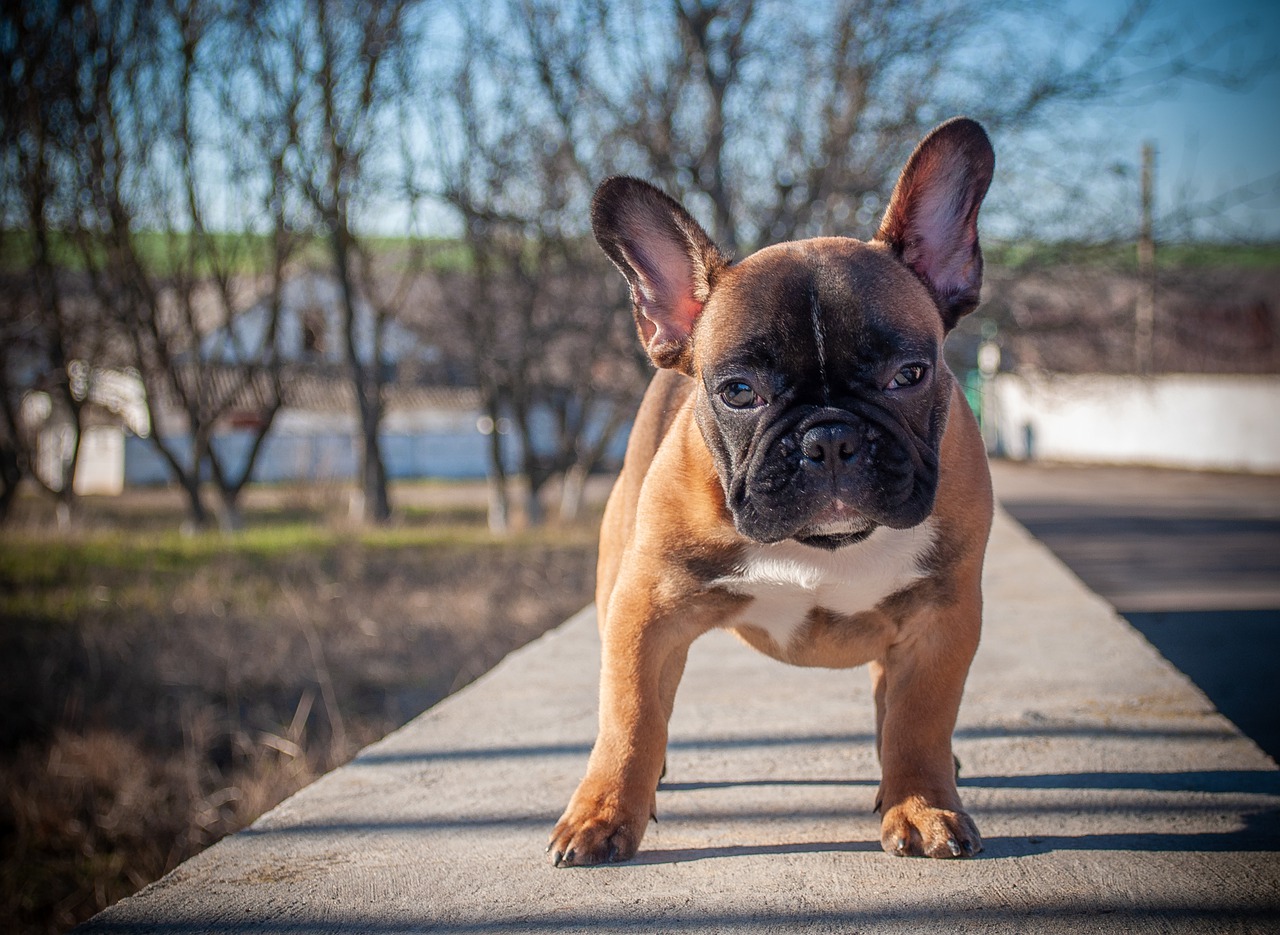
[875,117,994,331]
[592,177,727,373]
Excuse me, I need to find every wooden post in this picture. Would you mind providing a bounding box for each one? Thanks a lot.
[1136,142,1156,373]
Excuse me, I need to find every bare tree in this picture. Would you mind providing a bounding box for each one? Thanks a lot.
[7,0,433,529]
[134,1,298,530]
[0,4,114,523]
[433,1,649,528]
[2,1,301,529]
[250,0,429,525]
[0,281,40,523]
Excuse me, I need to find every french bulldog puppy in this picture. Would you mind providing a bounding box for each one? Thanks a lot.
[550,117,995,866]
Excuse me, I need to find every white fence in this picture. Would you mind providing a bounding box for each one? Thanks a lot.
[990,372,1280,473]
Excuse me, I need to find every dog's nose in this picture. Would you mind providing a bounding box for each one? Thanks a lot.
[800,422,861,465]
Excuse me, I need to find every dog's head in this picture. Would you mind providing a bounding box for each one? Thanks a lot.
[593,118,994,548]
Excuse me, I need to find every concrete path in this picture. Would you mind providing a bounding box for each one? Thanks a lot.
[991,462,1280,613]
[993,460,1280,764]
[78,509,1280,933]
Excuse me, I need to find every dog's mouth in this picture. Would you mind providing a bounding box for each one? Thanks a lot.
[794,526,878,550]
[792,503,878,550]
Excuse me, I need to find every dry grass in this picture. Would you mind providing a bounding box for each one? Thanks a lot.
[0,481,601,933]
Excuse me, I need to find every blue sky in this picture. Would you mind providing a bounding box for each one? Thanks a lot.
[1078,0,1280,238]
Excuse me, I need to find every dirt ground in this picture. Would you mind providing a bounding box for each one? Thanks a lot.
[0,480,605,933]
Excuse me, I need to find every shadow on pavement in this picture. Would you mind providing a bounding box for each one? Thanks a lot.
[1124,609,1280,763]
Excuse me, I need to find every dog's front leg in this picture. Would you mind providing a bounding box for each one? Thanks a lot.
[873,593,983,859]
[549,581,702,867]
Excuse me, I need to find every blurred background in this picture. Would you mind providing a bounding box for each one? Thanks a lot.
[1,0,1277,930]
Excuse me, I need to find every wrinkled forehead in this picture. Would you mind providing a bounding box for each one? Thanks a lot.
[694,238,943,368]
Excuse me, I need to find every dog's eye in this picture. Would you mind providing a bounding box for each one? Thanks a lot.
[719,381,760,409]
[888,364,926,390]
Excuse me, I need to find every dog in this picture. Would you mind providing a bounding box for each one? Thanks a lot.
[549,117,995,866]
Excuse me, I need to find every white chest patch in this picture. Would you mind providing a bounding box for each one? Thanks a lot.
[711,520,937,649]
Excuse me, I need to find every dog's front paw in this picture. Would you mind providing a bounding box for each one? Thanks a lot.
[547,788,650,867]
[880,795,982,858]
